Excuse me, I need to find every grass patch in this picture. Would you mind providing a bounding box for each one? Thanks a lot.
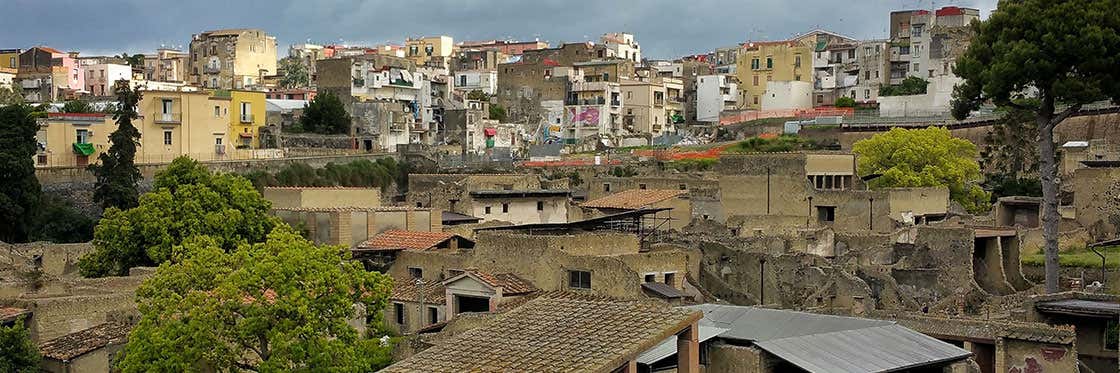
[725,135,823,153]
[666,158,718,172]
[1022,246,1120,269]
[734,117,798,127]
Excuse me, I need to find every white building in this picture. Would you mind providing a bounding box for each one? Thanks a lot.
[453,70,497,95]
[695,75,738,123]
[564,81,623,142]
[80,63,132,96]
[601,33,641,64]
[878,75,960,117]
[0,68,14,89]
[761,81,813,110]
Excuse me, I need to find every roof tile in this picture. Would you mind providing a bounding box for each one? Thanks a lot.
[38,323,130,361]
[356,230,456,251]
[582,189,687,210]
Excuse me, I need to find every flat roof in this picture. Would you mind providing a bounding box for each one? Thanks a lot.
[475,207,671,233]
[1036,299,1120,318]
[469,189,570,198]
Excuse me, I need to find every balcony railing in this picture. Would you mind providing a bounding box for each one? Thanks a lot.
[155,112,182,124]
[239,113,254,124]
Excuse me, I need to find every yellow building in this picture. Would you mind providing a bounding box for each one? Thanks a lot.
[37,90,232,167]
[405,36,454,68]
[227,90,266,148]
[735,39,813,110]
[0,48,19,69]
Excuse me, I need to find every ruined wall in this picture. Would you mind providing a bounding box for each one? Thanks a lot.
[263,187,382,209]
[1072,167,1120,240]
[590,175,723,221]
[998,338,1078,373]
[705,343,773,373]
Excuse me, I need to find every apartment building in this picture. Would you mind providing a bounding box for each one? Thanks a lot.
[316,54,433,149]
[452,70,497,96]
[806,30,861,106]
[620,74,682,137]
[601,32,641,64]
[496,43,613,120]
[712,46,739,74]
[406,36,454,69]
[0,48,19,69]
[227,90,267,148]
[695,74,738,123]
[142,49,189,83]
[80,63,131,97]
[888,7,979,84]
[37,90,231,167]
[736,39,813,110]
[17,47,80,102]
[188,29,278,89]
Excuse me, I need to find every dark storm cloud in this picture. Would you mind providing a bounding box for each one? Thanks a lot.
[1,0,996,58]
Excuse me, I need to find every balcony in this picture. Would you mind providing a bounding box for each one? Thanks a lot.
[239,113,254,124]
[570,81,612,92]
[567,97,607,106]
[154,112,181,124]
[203,66,222,74]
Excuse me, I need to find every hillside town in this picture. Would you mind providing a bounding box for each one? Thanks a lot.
[0,1,1118,372]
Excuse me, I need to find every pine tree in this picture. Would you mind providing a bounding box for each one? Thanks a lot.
[90,80,142,210]
[0,104,42,243]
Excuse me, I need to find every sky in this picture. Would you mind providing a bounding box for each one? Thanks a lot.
[2,0,997,59]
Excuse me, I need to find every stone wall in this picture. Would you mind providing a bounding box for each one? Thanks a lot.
[35,153,396,185]
[1072,167,1120,240]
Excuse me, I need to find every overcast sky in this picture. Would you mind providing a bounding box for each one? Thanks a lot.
[3,0,997,59]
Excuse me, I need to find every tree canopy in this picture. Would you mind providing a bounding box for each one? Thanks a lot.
[853,127,990,213]
[79,157,278,277]
[278,57,310,89]
[116,53,146,67]
[951,0,1120,293]
[0,104,42,243]
[117,226,393,372]
[0,320,40,373]
[90,81,142,210]
[298,92,351,134]
[61,100,96,113]
[244,158,409,192]
[879,77,929,97]
[489,104,507,122]
[0,86,25,106]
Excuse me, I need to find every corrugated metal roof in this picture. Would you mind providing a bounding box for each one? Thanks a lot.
[636,325,727,365]
[685,304,891,341]
[1036,299,1120,317]
[756,324,971,373]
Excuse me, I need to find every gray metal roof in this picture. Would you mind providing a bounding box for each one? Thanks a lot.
[265,99,308,112]
[685,304,891,341]
[636,325,727,365]
[674,304,970,373]
[1036,299,1120,317]
[756,324,971,373]
[642,282,685,299]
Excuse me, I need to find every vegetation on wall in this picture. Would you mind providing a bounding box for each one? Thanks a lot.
[834,97,856,107]
[853,127,990,214]
[725,135,824,153]
[489,104,507,122]
[878,77,929,96]
[244,158,410,192]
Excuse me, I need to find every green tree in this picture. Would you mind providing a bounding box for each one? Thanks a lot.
[278,57,310,89]
[982,101,1042,200]
[0,104,42,243]
[117,226,393,372]
[0,320,40,373]
[90,81,142,210]
[79,157,278,277]
[879,77,929,96]
[489,104,507,122]
[116,53,145,67]
[300,92,351,134]
[467,89,488,101]
[834,96,856,107]
[30,196,95,243]
[951,0,1120,293]
[853,127,990,213]
[61,100,95,113]
[0,85,24,106]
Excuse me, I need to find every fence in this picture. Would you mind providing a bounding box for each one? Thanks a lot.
[720,107,856,125]
[34,148,287,169]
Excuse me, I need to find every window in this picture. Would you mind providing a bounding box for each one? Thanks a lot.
[816,95,824,104]
[639,183,647,190]
[794,74,801,81]
[163,130,173,145]
[1105,319,1118,350]
[765,57,772,69]
[428,307,439,325]
[751,58,759,69]
[75,129,90,144]
[568,270,591,289]
[644,274,656,283]
[899,46,910,55]
[394,303,405,324]
[663,272,676,286]
[408,267,423,279]
[817,206,836,223]
[794,55,801,68]
[753,75,759,86]
[603,183,611,193]
[913,63,920,73]
[865,89,871,99]
[240,102,251,122]
[501,203,509,213]
[679,184,687,190]
[416,202,423,208]
[626,91,632,99]
[537,201,544,211]
[848,49,855,59]
[161,99,173,115]
[215,137,222,146]
[912,24,924,37]
[484,206,491,214]
[865,71,870,80]
[928,69,934,78]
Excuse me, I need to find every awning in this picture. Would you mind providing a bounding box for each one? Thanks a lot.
[72,142,94,156]
[238,133,253,138]
[483,128,497,136]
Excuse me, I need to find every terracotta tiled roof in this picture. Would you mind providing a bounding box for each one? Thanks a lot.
[357,230,456,251]
[39,322,130,362]
[455,270,537,295]
[582,189,687,210]
[382,292,701,372]
[0,307,29,324]
[391,280,447,304]
[35,46,63,54]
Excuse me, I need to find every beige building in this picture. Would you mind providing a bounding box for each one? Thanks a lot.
[189,29,278,89]
[37,90,233,167]
[621,77,674,136]
[262,187,381,209]
[406,36,454,68]
[143,48,189,83]
[271,207,441,248]
[736,38,814,109]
